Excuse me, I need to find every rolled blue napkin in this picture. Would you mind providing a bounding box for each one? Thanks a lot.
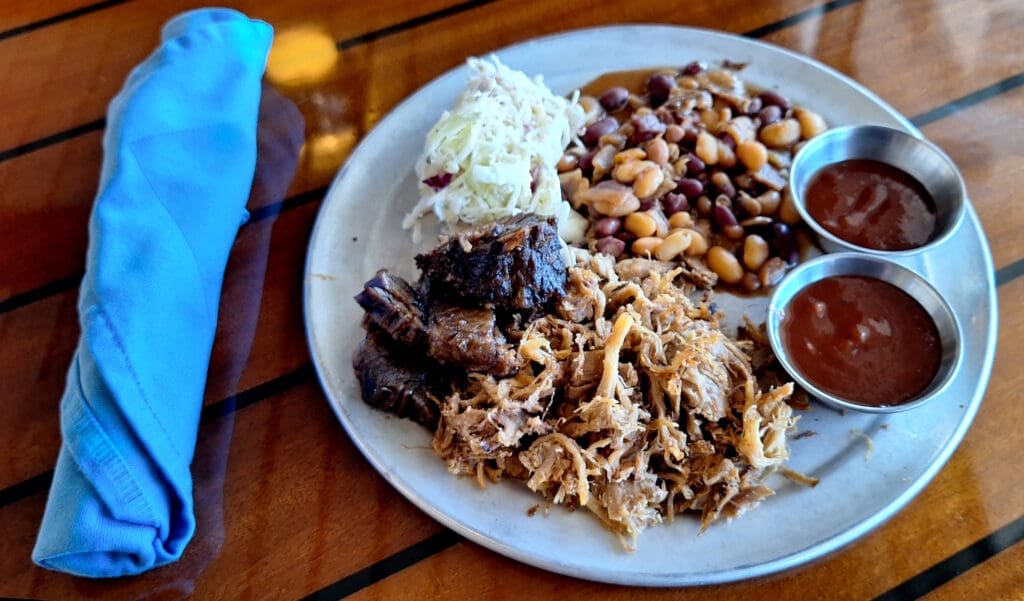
[32,9,273,578]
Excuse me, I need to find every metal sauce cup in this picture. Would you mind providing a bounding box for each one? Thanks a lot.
[766,253,962,413]
[788,124,966,255]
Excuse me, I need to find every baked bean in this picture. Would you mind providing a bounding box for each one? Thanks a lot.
[665,124,685,143]
[612,159,646,184]
[633,165,664,198]
[757,190,782,215]
[707,246,744,284]
[696,195,713,216]
[736,140,768,171]
[557,153,579,173]
[578,95,602,119]
[725,116,756,144]
[794,107,826,139]
[583,181,641,216]
[631,236,662,257]
[624,212,658,237]
[614,148,647,164]
[723,224,745,240]
[717,139,737,168]
[645,138,670,165]
[695,131,719,165]
[743,234,770,270]
[738,192,762,217]
[685,229,709,256]
[655,230,693,261]
[759,119,801,148]
[778,189,801,224]
[668,211,693,229]
[594,216,622,237]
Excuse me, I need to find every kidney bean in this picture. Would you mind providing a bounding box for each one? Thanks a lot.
[757,105,782,126]
[713,203,738,229]
[771,222,799,264]
[745,96,763,116]
[629,113,666,144]
[758,90,792,111]
[717,132,737,152]
[583,117,620,147]
[711,172,736,199]
[647,73,676,105]
[684,153,705,177]
[682,61,705,76]
[638,199,656,212]
[662,192,689,215]
[614,230,636,243]
[599,86,629,112]
[596,236,626,258]
[579,147,598,175]
[594,216,622,237]
[674,177,704,201]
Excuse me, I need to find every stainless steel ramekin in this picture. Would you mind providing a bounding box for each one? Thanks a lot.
[766,253,962,413]
[788,124,966,256]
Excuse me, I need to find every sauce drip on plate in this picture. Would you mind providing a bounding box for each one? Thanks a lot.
[805,159,936,250]
[781,275,941,406]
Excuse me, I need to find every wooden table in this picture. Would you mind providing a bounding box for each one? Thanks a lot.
[1,0,1021,599]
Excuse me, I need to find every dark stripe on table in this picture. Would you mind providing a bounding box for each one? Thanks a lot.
[301,530,464,601]
[0,0,131,43]
[742,0,861,38]
[874,514,1024,600]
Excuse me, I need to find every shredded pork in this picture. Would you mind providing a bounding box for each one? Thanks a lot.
[431,250,800,548]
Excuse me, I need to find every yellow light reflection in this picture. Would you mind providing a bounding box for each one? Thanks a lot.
[265,26,339,88]
[300,126,359,175]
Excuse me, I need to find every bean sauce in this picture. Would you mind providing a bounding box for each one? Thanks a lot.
[805,159,936,250]
[781,275,941,406]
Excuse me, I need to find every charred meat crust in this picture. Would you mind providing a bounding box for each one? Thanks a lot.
[415,214,566,311]
[353,213,569,424]
[355,270,428,347]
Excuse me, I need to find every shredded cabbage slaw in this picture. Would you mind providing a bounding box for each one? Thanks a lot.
[403,56,585,241]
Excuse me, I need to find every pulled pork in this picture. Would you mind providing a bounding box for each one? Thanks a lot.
[430,250,801,548]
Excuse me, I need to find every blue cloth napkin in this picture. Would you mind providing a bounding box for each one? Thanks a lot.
[32,9,273,578]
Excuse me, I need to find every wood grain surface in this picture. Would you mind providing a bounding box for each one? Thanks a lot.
[0,0,1020,599]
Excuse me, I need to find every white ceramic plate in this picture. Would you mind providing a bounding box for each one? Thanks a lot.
[303,26,997,586]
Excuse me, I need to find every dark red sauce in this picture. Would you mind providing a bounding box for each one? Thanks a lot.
[805,159,936,250]
[781,275,941,406]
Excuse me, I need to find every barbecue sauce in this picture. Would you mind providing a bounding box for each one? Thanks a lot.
[781,275,941,406]
[804,159,936,250]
